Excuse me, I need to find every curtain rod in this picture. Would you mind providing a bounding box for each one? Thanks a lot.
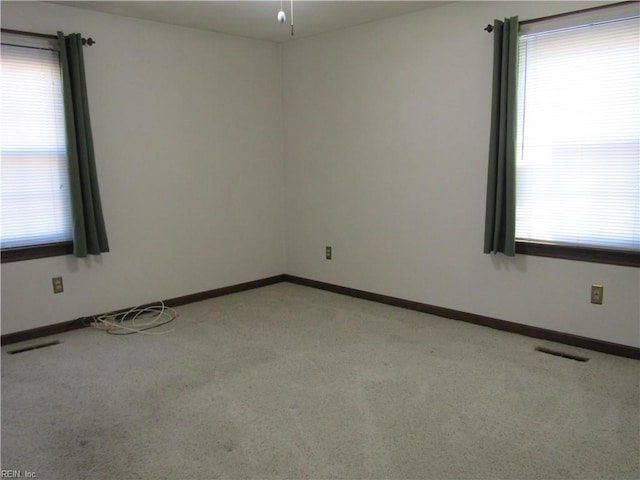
[1,28,95,45]
[484,1,637,32]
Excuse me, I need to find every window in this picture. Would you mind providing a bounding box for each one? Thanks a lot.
[1,33,73,261]
[515,4,639,264]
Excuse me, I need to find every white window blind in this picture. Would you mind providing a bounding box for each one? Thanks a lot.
[515,7,640,252]
[1,36,73,249]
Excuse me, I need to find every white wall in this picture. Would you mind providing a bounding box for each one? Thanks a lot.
[1,2,286,334]
[282,1,640,347]
[2,1,638,348]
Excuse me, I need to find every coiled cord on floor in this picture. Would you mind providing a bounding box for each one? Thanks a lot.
[91,302,178,335]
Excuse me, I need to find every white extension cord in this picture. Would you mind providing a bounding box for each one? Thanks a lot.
[92,301,178,335]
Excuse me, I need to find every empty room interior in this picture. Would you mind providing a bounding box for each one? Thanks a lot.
[1,1,639,479]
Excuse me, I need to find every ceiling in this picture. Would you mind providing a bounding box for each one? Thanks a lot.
[52,1,449,43]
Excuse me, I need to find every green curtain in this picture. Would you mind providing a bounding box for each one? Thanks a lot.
[58,32,109,257]
[483,17,518,256]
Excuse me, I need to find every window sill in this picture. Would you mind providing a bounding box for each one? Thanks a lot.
[515,241,639,268]
[1,242,73,263]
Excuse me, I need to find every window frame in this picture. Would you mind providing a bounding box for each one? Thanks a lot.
[1,242,73,263]
[514,3,640,268]
[515,241,639,267]
[1,29,74,263]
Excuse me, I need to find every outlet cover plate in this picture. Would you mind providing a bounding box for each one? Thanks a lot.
[591,284,603,304]
[52,276,64,294]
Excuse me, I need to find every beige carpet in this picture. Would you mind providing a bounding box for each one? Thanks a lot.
[2,283,639,479]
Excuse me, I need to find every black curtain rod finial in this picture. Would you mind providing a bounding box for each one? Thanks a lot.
[484,24,494,33]
[82,37,96,46]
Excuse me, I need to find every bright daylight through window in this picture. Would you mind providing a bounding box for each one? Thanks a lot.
[515,6,639,253]
[1,35,73,250]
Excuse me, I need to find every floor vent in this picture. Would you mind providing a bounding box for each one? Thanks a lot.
[7,340,60,355]
[535,346,589,362]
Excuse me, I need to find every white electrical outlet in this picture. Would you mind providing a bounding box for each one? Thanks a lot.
[52,276,64,294]
[591,284,603,305]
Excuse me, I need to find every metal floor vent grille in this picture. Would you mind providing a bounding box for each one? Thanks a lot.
[535,346,589,362]
[7,340,60,355]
